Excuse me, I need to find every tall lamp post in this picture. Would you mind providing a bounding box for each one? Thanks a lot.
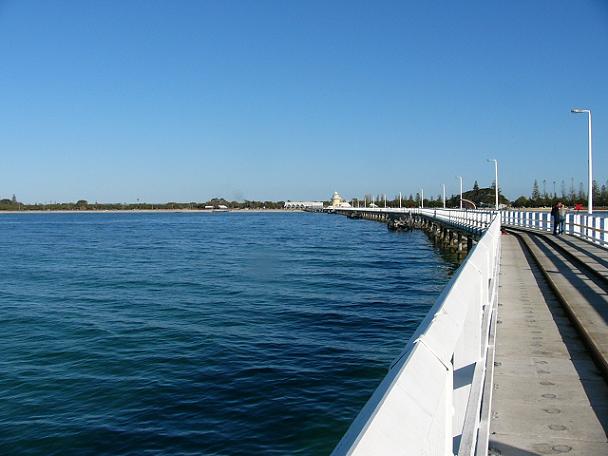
[456,176,463,209]
[442,184,446,208]
[421,189,424,208]
[571,108,593,214]
[487,158,499,210]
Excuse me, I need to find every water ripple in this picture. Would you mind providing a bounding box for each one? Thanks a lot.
[0,212,457,455]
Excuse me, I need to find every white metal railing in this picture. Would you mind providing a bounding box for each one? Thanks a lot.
[414,208,496,232]
[501,210,608,247]
[332,210,501,456]
[336,207,496,233]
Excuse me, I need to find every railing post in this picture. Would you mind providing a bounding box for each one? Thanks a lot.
[543,211,548,232]
[582,214,587,240]
[594,216,599,243]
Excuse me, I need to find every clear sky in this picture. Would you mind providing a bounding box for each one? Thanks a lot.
[1,0,607,203]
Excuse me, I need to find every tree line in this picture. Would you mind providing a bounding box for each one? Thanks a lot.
[2,179,606,211]
[354,182,507,209]
[511,179,608,208]
[0,196,287,211]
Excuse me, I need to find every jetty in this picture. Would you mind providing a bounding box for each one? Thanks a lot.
[329,207,608,456]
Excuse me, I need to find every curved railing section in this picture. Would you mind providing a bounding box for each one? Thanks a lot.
[502,210,608,247]
[332,209,501,456]
[335,207,495,233]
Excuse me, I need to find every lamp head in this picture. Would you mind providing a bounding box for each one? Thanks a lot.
[571,108,589,114]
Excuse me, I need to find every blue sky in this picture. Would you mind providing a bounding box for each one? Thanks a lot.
[0,0,607,203]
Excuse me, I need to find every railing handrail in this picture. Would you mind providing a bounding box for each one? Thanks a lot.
[331,209,501,456]
[501,209,608,247]
[334,207,497,233]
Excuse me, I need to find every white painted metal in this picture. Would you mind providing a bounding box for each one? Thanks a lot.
[571,108,593,214]
[331,208,501,456]
[457,176,463,209]
[502,210,608,247]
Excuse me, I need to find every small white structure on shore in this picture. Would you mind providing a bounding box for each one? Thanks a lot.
[284,201,324,209]
[330,192,352,208]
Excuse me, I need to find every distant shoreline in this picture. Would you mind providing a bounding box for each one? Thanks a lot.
[0,209,305,214]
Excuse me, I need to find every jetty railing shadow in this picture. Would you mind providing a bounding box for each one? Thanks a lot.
[331,208,501,456]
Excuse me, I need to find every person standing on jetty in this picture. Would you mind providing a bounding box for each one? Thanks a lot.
[558,202,567,234]
[551,202,560,235]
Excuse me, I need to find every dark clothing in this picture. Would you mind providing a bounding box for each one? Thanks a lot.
[551,205,559,234]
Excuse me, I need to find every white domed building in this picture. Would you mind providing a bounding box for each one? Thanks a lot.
[330,192,352,208]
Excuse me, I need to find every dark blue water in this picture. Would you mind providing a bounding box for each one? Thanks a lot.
[0,212,457,455]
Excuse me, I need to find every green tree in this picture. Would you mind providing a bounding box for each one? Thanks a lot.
[592,179,600,202]
[531,180,541,203]
[512,196,529,207]
[577,182,585,202]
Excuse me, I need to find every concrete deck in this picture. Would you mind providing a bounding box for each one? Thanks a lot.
[513,230,608,377]
[506,226,608,284]
[489,234,608,455]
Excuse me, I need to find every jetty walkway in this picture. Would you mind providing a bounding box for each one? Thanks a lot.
[328,207,608,456]
[491,230,607,455]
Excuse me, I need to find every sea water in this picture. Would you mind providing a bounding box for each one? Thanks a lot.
[0,212,457,455]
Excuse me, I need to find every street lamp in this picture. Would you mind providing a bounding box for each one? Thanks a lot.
[442,184,446,208]
[421,188,424,208]
[571,108,593,214]
[456,176,463,209]
[399,192,402,208]
[487,158,499,210]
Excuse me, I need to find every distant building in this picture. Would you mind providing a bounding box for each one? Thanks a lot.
[284,201,324,209]
[330,191,352,208]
